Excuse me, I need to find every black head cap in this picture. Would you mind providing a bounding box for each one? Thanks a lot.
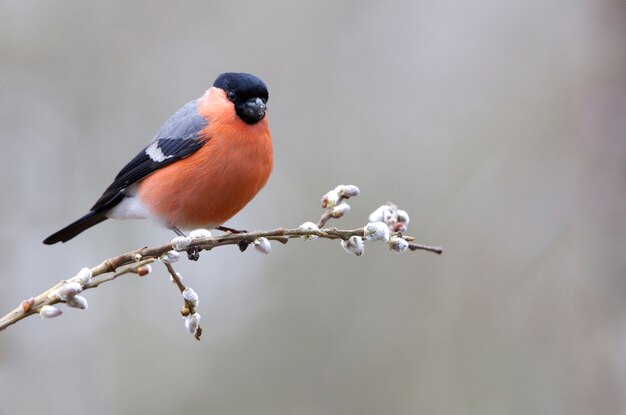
[213,73,269,124]
[213,72,269,101]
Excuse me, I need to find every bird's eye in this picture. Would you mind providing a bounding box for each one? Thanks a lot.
[227,91,237,102]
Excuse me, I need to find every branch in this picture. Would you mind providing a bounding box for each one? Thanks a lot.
[0,185,442,338]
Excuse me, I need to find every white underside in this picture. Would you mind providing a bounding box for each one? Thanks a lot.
[106,197,220,230]
[105,183,154,221]
[106,196,153,220]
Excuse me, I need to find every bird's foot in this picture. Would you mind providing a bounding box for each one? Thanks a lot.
[217,225,248,234]
[237,240,250,252]
[171,227,202,261]
[187,247,201,261]
[220,227,250,252]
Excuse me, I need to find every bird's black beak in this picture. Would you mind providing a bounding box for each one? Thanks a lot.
[236,97,266,124]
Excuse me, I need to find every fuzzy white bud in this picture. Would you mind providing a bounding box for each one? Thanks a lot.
[171,235,192,251]
[182,287,199,306]
[169,272,183,284]
[396,209,410,225]
[321,189,341,209]
[337,184,360,198]
[253,237,271,254]
[39,305,63,319]
[70,267,92,285]
[133,254,142,262]
[389,236,409,253]
[185,313,201,335]
[189,229,212,240]
[56,282,83,300]
[298,222,320,241]
[368,205,388,223]
[383,207,397,226]
[331,202,351,218]
[67,295,88,310]
[160,250,180,264]
[341,236,365,256]
[364,222,391,242]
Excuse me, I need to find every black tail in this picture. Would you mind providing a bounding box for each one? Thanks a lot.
[44,189,125,245]
[43,210,108,245]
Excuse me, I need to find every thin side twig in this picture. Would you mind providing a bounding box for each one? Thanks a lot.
[163,262,202,341]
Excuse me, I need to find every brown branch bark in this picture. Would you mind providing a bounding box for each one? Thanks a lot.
[0,226,442,332]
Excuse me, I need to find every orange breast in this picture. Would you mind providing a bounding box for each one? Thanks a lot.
[137,88,273,229]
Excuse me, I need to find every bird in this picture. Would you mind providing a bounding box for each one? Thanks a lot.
[43,72,273,249]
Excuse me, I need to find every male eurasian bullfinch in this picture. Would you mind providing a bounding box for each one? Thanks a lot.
[43,72,272,245]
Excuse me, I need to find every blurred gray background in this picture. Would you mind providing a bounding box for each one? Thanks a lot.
[1,0,625,414]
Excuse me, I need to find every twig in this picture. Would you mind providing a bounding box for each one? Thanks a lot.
[408,243,444,255]
[0,185,443,337]
[163,262,202,341]
[87,259,155,288]
[0,259,155,331]
[0,226,441,332]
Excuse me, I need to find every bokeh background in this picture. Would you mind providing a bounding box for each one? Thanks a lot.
[1,0,625,414]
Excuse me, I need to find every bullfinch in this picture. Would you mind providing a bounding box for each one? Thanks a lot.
[43,72,272,245]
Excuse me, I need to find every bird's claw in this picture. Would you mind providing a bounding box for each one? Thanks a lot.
[187,247,201,261]
[217,225,248,234]
[238,240,250,252]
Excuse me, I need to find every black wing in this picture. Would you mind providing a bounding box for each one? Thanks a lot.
[91,99,208,211]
